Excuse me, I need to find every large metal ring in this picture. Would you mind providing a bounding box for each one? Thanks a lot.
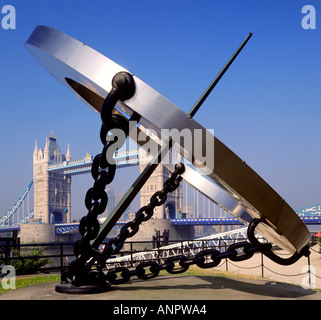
[25,26,310,253]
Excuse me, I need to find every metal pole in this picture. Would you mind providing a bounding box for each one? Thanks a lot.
[60,244,64,276]
[261,252,264,278]
[157,241,161,265]
[185,181,188,216]
[193,188,196,217]
[308,254,311,287]
[196,190,199,217]
[130,242,133,268]
[175,189,177,218]
[188,33,253,118]
[203,195,205,218]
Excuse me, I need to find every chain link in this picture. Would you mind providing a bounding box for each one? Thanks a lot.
[61,71,136,286]
[97,172,264,286]
[104,241,263,285]
[97,162,186,268]
[100,217,310,286]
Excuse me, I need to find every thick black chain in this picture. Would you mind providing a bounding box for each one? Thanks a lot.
[87,167,309,286]
[96,162,186,270]
[104,223,310,285]
[100,210,310,286]
[62,71,136,287]
[63,159,186,288]
[105,240,260,285]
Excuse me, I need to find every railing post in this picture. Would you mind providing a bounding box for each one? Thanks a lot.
[308,253,311,287]
[261,252,264,278]
[60,244,64,276]
[130,242,133,268]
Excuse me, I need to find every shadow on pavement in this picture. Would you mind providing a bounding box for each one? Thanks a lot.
[112,275,317,299]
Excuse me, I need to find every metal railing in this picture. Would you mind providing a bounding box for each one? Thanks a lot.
[0,242,75,275]
[0,237,247,275]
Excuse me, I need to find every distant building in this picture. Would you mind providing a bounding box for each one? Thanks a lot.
[139,126,183,220]
[33,132,71,224]
[106,187,115,216]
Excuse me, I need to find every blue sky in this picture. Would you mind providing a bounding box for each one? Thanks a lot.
[0,0,320,220]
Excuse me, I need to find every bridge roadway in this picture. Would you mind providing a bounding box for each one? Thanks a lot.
[39,215,321,234]
[47,149,139,175]
[1,216,320,235]
[54,216,321,234]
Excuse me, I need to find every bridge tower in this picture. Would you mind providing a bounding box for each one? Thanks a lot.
[33,132,71,224]
[128,126,193,247]
[138,125,183,220]
[139,162,183,219]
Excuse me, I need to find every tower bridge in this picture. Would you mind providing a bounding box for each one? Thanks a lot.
[1,133,320,243]
[30,132,183,227]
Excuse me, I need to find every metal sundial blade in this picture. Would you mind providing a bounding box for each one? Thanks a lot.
[25,26,310,253]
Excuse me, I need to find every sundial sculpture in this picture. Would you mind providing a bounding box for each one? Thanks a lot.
[25,26,311,294]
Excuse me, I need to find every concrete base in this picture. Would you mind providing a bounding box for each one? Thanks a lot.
[0,274,320,300]
[19,224,73,243]
[19,224,56,244]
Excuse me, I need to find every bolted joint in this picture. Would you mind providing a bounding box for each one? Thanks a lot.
[174,162,185,175]
[112,71,136,102]
[101,72,136,128]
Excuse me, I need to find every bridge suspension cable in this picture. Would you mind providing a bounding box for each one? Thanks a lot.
[0,180,34,226]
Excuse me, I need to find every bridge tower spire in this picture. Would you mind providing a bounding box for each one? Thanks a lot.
[33,133,71,224]
[66,144,71,162]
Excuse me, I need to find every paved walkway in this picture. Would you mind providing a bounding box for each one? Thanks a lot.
[1,274,320,300]
[1,244,320,300]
